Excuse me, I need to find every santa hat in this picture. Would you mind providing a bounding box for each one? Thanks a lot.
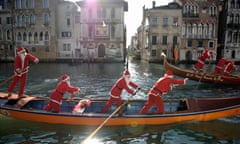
[61,74,69,82]
[17,47,25,54]
[123,70,130,77]
[164,70,173,78]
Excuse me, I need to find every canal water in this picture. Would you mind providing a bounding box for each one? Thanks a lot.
[0,60,240,144]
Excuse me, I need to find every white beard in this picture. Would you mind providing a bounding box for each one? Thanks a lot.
[125,77,130,85]
[67,80,71,86]
[20,53,26,62]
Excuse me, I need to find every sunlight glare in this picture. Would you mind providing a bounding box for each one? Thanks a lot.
[82,138,102,144]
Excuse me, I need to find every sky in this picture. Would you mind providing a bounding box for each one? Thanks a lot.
[68,0,173,46]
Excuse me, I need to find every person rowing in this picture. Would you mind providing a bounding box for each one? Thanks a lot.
[44,74,80,113]
[192,48,215,72]
[140,70,188,114]
[101,70,140,113]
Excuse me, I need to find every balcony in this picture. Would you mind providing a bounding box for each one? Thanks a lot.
[227,23,240,29]
[185,34,213,39]
[183,13,199,18]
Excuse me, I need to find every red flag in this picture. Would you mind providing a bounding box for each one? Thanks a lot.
[174,47,179,64]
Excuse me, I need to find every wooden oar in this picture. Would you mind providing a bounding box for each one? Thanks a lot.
[0,75,14,87]
[196,60,212,89]
[81,90,139,144]
[0,66,31,88]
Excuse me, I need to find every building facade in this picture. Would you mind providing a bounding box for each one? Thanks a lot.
[77,0,128,62]
[0,0,13,61]
[178,0,221,62]
[219,0,240,61]
[0,0,59,61]
[56,1,81,61]
[139,2,182,62]
[14,0,58,61]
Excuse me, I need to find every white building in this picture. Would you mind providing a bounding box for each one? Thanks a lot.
[56,1,81,61]
[77,0,128,62]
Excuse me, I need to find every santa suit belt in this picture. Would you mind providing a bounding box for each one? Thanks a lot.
[198,59,204,64]
[111,95,120,99]
[150,87,166,97]
[50,98,62,105]
[14,70,28,77]
[216,66,223,69]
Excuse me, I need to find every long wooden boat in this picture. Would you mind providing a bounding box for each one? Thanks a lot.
[0,92,240,126]
[163,55,240,85]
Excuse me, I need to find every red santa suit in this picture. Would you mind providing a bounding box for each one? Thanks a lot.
[214,56,229,74]
[223,61,237,76]
[193,48,214,71]
[101,70,139,113]
[44,74,80,113]
[140,71,186,114]
[8,47,39,97]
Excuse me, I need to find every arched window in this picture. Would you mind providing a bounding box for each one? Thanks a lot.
[198,23,202,37]
[22,15,26,26]
[44,13,49,25]
[182,23,186,36]
[233,32,238,43]
[17,32,22,40]
[34,32,38,42]
[230,0,235,8]
[227,31,232,42]
[230,14,234,23]
[183,5,187,14]
[111,26,115,38]
[30,14,35,25]
[16,0,21,8]
[23,32,27,41]
[17,15,22,26]
[28,32,32,42]
[192,24,197,36]
[29,0,34,8]
[235,14,239,24]
[209,24,213,38]
[39,32,43,40]
[6,29,11,40]
[21,0,26,8]
[45,31,49,40]
[43,0,49,8]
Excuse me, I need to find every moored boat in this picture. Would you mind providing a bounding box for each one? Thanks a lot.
[162,55,240,85]
[0,92,240,126]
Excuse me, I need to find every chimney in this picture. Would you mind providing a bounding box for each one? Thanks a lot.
[152,1,155,8]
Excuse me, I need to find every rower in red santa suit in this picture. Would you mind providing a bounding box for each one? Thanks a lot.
[101,70,140,113]
[213,56,230,74]
[223,60,238,76]
[140,70,188,114]
[44,74,80,113]
[7,46,39,98]
[193,48,215,72]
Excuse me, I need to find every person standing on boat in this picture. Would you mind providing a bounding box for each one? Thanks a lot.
[213,56,230,74]
[140,70,187,114]
[223,60,238,76]
[44,74,80,113]
[7,46,39,99]
[193,48,215,72]
[101,70,139,113]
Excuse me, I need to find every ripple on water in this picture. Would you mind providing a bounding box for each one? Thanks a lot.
[0,134,26,144]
